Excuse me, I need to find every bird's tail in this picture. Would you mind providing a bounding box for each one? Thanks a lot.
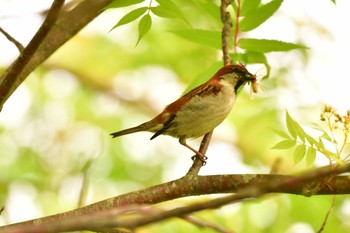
[110,121,159,138]
[110,126,144,138]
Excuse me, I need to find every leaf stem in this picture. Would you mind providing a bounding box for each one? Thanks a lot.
[233,0,241,53]
[147,0,153,13]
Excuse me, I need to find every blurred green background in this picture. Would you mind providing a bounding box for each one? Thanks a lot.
[0,0,349,232]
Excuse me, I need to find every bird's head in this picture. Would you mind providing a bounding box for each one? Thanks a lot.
[215,64,256,93]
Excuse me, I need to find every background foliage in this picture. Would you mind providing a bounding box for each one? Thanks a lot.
[0,0,349,232]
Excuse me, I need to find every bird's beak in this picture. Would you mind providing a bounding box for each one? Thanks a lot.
[246,73,256,81]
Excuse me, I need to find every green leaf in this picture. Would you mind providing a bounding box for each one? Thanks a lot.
[110,7,148,31]
[240,0,261,16]
[305,133,318,146]
[136,14,152,46]
[271,139,296,149]
[270,128,291,139]
[316,138,338,160]
[107,0,145,8]
[240,0,283,32]
[192,0,220,24]
[151,6,177,18]
[306,147,317,166]
[170,29,221,49]
[154,0,189,25]
[321,132,333,142]
[286,111,297,139]
[292,119,306,143]
[238,38,307,53]
[294,144,306,164]
[318,137,326,150]
[311,137,324,151]
[284,110,309,143]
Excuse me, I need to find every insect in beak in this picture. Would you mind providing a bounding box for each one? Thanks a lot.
[249,72,264,98]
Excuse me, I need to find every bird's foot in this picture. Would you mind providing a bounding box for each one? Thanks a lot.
[191,152,208,166]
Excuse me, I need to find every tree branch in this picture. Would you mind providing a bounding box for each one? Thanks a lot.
[87,164,350,230]
[233,0,240,53]
[0,0,114,111]
[221,0,233,65]
[187,131,213,175]
[0,0,64,110]
[1,165,350,233]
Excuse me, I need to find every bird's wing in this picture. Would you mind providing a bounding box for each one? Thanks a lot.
[150,114,176,140]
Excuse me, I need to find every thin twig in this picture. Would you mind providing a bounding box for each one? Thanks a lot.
[221,0,233,65]
[0,0,65,111]
[317,195,336,233]
[182,215,235,233]
[186,132,213,175]
[233,0,240,53]
[0,27,24,52]
[78,159,94,208]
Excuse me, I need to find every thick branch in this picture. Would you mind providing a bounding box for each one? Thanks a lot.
[117,165,350,230]
[1,166,350,233]
[0,0,114,111]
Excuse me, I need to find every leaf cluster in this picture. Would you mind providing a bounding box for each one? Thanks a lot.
[107,0,307,76]
[272,107,350,166]
[108,0,188,45]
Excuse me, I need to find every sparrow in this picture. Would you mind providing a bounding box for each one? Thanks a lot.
[111,63,257,164]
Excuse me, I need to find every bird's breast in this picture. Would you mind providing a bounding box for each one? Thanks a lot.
[165,86,236,138]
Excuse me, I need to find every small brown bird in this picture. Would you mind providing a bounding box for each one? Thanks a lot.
[111,64,257,164]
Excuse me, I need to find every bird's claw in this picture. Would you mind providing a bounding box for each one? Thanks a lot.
[191,154,208,166]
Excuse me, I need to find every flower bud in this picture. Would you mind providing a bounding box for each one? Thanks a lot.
[324,105,333,113]
[320,113,326,121]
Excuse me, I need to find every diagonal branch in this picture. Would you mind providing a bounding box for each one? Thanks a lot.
[0,0,65,110]
[0,0,114,111]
